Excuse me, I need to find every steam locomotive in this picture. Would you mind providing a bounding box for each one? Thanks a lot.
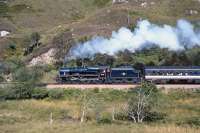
[58,66,200,84]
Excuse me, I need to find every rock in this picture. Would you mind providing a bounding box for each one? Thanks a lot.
[107,9,111,13]
[150,2,155,5]
[29,48,56,66]
[4,74,12,82]
[112,0,129,4]
[0,30,10,37]
[141,2,147,8]
[190,10,198,15]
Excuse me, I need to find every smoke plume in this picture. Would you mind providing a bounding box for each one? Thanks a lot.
[68,19,200,59]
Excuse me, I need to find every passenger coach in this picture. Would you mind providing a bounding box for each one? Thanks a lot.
[145,66,200,84]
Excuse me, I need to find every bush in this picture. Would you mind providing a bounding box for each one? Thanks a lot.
[48,89,64,99]
[31,88,48,99]
[97,117,112,124]
[0,85,65,100]
[144,112,166,122]
[8,43,16,50]
[9,4,29,13]
[114,111,129,121]
[184,117,200,127]
[93,88,100,93]
[10,83,34,99]
[0,84,33,100]
[93,0,111,7]
[0,87,12,100]
[177,117,200,127]
[169,91,196,100]
[0,1,9,16]
[63,89,82,99]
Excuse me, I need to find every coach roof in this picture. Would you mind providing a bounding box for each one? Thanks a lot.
[145,66,200,70]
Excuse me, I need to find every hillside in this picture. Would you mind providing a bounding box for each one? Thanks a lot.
[0,0,200,64]
[1,1,200,132]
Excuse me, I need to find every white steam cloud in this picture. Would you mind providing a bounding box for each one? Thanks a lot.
[68,19,200,59]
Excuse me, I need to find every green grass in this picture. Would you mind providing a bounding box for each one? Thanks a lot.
[0,89,200,133]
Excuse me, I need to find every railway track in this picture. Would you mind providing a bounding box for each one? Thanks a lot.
[46,83,200,90]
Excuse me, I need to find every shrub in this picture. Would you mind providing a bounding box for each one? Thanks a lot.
[10,83,34,99]
[31,88,48,99]
[93,88,100,93]
[0,84,34,100]
[9,4,29,13]
[8,43,16,50]
[93,0,111,7]
[0,87,11,100]
[48,89,64,99]
[144,112,166,122]
[0,1,9,16]
[97,117,112,124]
[184,117,200,127]
[63,89,82,99]
[114,111,129,121]
[0,86,50,100]
[177,117,200,127]
[169,91,196,100]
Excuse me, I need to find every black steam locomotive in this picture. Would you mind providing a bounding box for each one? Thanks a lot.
[58,66,200,84]
[58,66,140,84]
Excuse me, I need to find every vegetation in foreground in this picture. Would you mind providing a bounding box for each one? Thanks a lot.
[0,84,200,133]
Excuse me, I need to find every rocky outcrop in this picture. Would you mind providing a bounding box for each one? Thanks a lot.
[0,30,10,37]
[112,0,129,4]
[29,48,56,66]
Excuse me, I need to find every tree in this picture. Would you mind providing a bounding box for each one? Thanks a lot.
[189,51,200,65]
[79,90,104,123]
[92,54,115,66]
[10,65,43,99]
[2,57,25,74]
[116,50,133,66]
[163,51,192,66]
[127,82,159,123]
[163,52,179,65]
[23,32,41,55]
[30,32,41,47]
[177,52,191,65]
[134,62,145,76]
